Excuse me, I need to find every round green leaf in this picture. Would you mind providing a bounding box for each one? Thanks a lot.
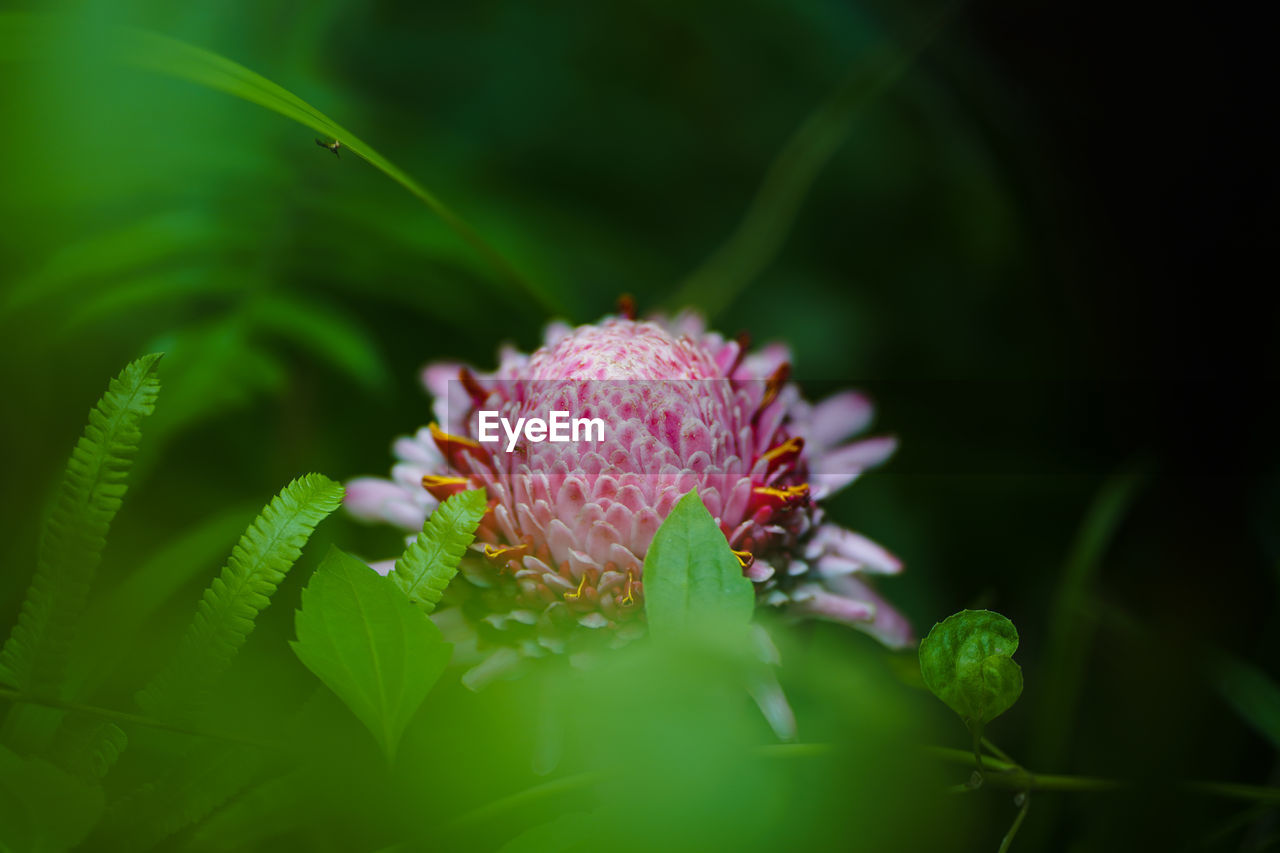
[918,609,1023,729]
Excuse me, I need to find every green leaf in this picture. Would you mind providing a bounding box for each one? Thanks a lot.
[642,490,754,638]
[919,609,1023,730]
[136,474,343,722]
[291,548,450,760]
[0,353,162,695]
[393,489,487,615]
[1212,654,1280,751]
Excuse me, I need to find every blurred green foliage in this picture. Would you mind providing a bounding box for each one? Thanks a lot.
[0,0,1276,850]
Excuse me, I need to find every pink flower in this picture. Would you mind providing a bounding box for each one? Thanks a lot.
[348,311,910,665]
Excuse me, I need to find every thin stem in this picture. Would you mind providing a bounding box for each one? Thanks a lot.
[0,686,277,749]
[1183,781,1280,804]
[992,772,1123,794]
[929,745,1016,773]
[997,795,1030,853]
[929,744,1280,801]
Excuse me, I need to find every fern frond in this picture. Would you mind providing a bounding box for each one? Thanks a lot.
[48,716,128,782]
[392,488,486,614]
[0,354,162,695]
[135,474,343,722]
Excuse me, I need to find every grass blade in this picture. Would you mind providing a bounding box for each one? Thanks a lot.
[1030,469,1146,770]
[670,5,957,318]
[0,13,556,314]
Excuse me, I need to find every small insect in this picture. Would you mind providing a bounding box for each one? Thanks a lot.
[315,138,342,158]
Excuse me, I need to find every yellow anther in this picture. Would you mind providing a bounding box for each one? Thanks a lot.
[564,574,588,601]
[760,436,804,465]
[619,571,637,607]
[752,483,810,500]
[731,549,755,569]
[483,543,528,560]
[422,474,469,489]
[428,422,481,450]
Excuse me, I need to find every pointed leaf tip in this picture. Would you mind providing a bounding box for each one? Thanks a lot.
[643,489,755,639]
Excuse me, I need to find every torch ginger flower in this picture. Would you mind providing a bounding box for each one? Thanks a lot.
[347,311,910,670]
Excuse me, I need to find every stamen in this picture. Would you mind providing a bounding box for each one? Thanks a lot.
[564,574,588,601]
[422,474,470,499]
[731,549,755,569]
[428,422,481,450]
[752,483,810,503]
[759,362,791,411]
[483,543,529,562]
[458,367,488,403]
[617,293,637,320]
[760,436,804,466]
[619,571,637,607]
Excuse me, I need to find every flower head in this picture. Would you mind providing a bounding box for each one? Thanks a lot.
[348,311,910,668]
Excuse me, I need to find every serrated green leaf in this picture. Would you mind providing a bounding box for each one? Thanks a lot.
[393,489,487,615]
[136,474,343,722]
[642,490,754,638]
[292,548,450,760]
[919,609,1023,730]
[0,353,162,696]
